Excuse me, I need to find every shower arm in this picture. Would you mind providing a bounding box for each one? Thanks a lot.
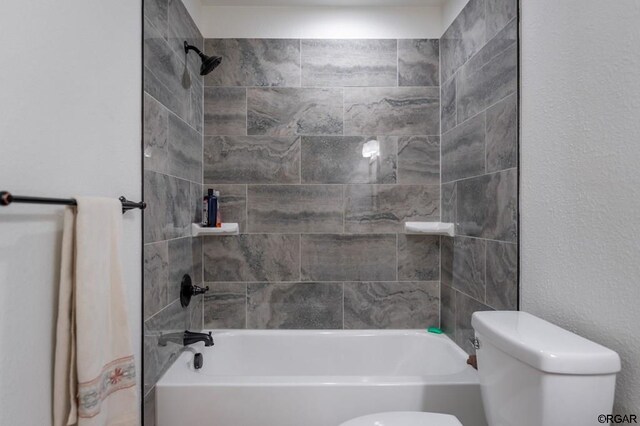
[184,41,204,57]
[183,40,222,76]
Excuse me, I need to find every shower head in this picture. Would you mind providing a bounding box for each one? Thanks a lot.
[200,54,222,75]
[184,41,222,76]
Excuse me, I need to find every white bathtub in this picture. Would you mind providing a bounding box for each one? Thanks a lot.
[155,330,486,426]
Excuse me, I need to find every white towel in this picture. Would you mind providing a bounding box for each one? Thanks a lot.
[54,198,138,426]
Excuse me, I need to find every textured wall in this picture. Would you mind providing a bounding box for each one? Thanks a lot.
[0,1,141,424]
[521,0,640,413]
[201,38,443,330]
[142,0,205,423]
[438,0,518,353]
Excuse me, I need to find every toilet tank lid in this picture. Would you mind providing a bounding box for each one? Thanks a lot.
[472,311,621,375]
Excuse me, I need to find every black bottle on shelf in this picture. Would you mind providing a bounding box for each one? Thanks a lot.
[207,189,217,228]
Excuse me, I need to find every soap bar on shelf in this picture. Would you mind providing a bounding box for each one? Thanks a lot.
[191,223,239,236]
[404,222,455,237]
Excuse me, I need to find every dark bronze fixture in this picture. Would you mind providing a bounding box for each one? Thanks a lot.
[158,330,214,348]
[184,41,222,76]
[0,191,146,213]
[184,330,214,347]
[180,274,209,307]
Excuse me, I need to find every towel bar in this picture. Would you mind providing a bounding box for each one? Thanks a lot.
[0,191,146,213]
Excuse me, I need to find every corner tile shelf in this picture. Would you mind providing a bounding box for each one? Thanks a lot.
[404,222,455,237]
[192,223,239,236]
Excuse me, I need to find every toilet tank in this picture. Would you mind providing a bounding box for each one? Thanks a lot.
[472,311,621,426]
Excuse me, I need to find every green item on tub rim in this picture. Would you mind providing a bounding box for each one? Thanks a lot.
[427,327,443,334]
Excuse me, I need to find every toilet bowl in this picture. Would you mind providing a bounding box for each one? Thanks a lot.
[340,311,621,426]
[340,412,462,426]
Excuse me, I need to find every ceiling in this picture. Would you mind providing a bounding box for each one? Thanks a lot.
[200,0,445,6]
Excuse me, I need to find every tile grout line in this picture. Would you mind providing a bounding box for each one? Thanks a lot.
[145,165,202,187]
[342,282,345,330]
[452,284,493,311]
[454,69,458,129]
[484,240,488,304]
[191,232,514,245]
[203,133,440,138]
[299,233,302,284]
[484,109,488,174]
[245,283,248,329]
[442,89,516,139]
[396,39,400,88]
[144,90,202,137]
[245,87,248,137]
[438,236,442,328]
[245,184,248,234]
[342,184,346,234]
[202,280,441,284]
[203,85,440,90]
[395,233,399,282]
[441,166,517,186]
[440,15,517,88]
[438,40,443,216]
[341,87,345,136]
[144,297,182,325]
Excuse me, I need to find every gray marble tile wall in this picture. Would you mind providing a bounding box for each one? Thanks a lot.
[439,0,518,354]
[202,37,442,330]
[142,0,204,421]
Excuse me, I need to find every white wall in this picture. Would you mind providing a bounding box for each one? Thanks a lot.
[198,5,443,38]
[521,0,640,413]
[0,1,141,424]
[440,0,468,32]
[182,0,204,29]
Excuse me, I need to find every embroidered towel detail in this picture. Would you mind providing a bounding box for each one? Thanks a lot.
[78,356,136,419]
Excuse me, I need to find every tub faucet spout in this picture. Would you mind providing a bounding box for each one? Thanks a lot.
[185,330,214,347]
[159,330,214,347]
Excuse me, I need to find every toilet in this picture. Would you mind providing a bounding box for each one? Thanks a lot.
[340,311,621,426]
[340,412,462,426]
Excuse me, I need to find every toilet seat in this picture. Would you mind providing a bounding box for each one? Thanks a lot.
[339,412,463,426]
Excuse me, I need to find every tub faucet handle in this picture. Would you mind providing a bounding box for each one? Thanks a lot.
[192,284,209,296]
[180,274,209,307]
